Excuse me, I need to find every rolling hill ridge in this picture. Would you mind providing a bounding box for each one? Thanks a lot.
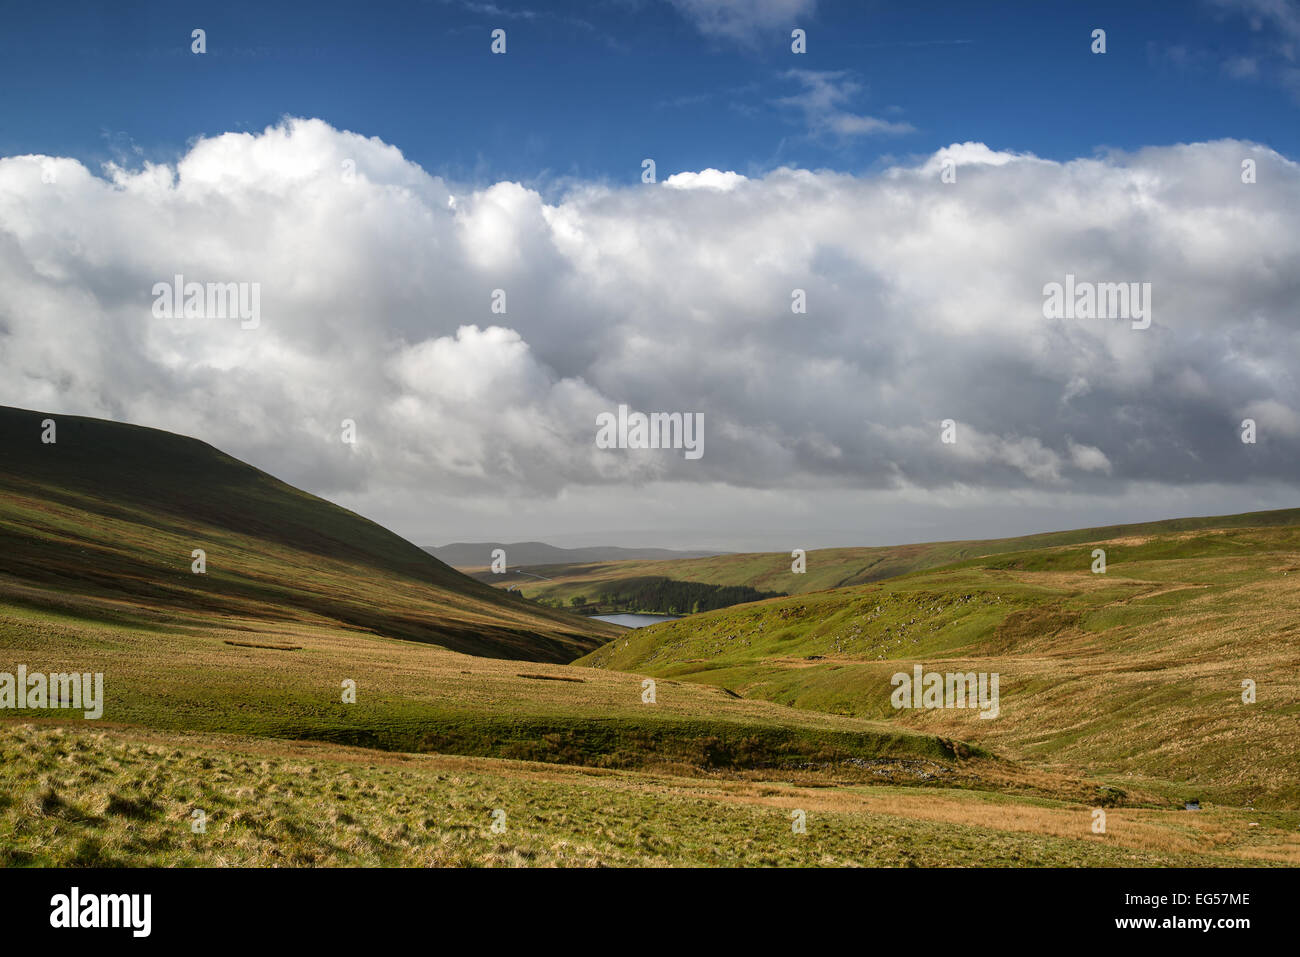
[578,516,1300,806]
[0,405,616,662]
[487,507,1300,616]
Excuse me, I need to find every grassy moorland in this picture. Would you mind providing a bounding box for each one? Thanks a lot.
[578,522,1300,808]
[0,405,981,780]
[0,595,984,773]
[5,723,1297,867]
[2,404,1297,866]
[482,507,1300,611]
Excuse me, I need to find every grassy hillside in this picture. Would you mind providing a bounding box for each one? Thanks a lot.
[0,404,980,782]
[0,405,616,663]
[488,508,1300,612]
[0,594,988,774]
[578,521,1300,807]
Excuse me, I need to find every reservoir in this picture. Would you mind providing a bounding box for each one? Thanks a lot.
[590,613,681,628]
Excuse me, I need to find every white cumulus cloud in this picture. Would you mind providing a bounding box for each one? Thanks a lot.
[1,117,1297,546]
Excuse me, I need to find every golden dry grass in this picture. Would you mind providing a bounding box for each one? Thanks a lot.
[582,525,1300,809]
[4,722,1295,867]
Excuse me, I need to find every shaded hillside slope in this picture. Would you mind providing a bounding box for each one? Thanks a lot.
[0,405,616,662]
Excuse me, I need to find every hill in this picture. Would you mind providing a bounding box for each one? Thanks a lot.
[486,508,1300,614]
[0,405,615,662]
[578,518,1300,807]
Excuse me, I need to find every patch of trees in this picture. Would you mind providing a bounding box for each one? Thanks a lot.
[581,577,785,616]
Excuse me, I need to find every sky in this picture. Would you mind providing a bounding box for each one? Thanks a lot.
[1,0,1298,551]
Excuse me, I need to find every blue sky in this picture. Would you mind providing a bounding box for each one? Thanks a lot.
[2,0,1296,190]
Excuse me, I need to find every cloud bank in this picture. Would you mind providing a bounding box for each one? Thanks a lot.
[1,119,1297,545]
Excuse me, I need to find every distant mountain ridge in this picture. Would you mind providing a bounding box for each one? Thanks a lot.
[426,541,726,569]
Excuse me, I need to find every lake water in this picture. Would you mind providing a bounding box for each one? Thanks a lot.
[590,613,681,628]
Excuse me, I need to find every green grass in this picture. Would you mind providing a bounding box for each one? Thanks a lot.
[0,404,1000,802]
[0,586,983,779]
[6,723,1295,867]
[578,525,1300,808]
[5,402,1298,866]
[485,506,1300,611]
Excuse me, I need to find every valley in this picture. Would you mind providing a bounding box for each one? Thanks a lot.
[1,404,1297,867]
